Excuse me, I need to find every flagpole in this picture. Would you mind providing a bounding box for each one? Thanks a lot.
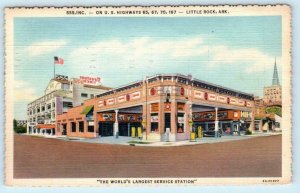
[54,58,55,79]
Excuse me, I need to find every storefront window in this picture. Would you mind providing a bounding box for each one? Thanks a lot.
[88,122,94,132]
[88,125,94,132]
[177,113,185,133]
[71,122,76,132]
[151,122,158,132]
[150,113,158,132]
[177,123,184,133]
[221,122,231,134]
[79,121,84,132]
[240,122,250,132]
[208,123,215,131]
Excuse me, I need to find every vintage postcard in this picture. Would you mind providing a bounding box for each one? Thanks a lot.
[5,5,291,186]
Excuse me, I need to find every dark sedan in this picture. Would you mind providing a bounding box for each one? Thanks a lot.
[202,129,222,137]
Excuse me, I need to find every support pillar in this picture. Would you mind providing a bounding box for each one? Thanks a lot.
[170,101,176,141]
[142,103,150,139]
[250,109,255,132]
[114,109,119,138]
[185,101,192,140]
[215,107,219,138]
[128,123,130,137]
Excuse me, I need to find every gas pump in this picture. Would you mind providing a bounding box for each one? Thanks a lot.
[198,126,203,138]
[131,127,136,138]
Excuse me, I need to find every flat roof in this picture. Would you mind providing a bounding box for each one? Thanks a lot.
[96,73,254,99]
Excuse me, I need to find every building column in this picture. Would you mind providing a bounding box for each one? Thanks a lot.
[114,109,119,138]
[250,109,255,132]
[27,124,30,134]
[185,101,192,139]
[215,107,219,138]
[142,103,150,139]
[170,101,176,141]
[50,128,53,135]
[158,101,165,136]
[128,123,130,137]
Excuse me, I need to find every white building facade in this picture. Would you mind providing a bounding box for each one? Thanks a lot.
[27,75,110,135]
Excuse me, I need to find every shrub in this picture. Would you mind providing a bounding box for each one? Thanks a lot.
[13,119,27,133]
[14,126,27,133]
[245,129,252,135]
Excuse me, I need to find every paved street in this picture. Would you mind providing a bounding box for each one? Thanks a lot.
[14,134,282,178]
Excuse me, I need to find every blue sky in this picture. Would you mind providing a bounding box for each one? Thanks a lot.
[14,16,282,120]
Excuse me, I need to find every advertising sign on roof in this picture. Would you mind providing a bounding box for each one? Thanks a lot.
[74,76,101,85]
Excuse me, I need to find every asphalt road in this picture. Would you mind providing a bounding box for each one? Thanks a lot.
[14,134,282,178]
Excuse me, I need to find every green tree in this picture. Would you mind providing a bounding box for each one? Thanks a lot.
[266,106,282,117]
[13,119,27,133]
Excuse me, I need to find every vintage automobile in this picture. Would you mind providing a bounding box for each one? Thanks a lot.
[202,129,223,137]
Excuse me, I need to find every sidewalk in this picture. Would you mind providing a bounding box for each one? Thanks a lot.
[71,132,282,147]
[26,132,282,147]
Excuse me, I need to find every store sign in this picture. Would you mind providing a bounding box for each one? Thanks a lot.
[218,96,227,103]
[98,100,104,107]
[131,91,141,100]
[74,76,101,85]
[102,114,113,121]
[151,116,158,122]
[234,111,238,117]
[118,95,126,103]
[246,101,252,107]
[118,115,125,121]
[107,98,115,105]
[230,98,237,104]
[194,90,204,99]
[178,117,185,123]
[238,100,245,106]
[208,93,216,101]
[241,111,250,118]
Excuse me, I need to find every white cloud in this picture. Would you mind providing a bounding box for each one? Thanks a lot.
[14,80,37,102]
[26,39,68,57]
[67,37,278,76]
[68,37,206,71]
[207,46,278,73]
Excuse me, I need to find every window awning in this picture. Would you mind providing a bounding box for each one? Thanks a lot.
[37,124,55,129]
[81,105,94,115]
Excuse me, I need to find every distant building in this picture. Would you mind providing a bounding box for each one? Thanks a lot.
[254,59,282,132]
[16,120,27,127]
[27,75,111,135]
[263,59,282,105]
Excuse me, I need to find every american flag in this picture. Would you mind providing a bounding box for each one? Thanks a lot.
[54,56,64,65]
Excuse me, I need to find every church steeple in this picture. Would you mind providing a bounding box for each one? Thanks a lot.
[272,58,280,86]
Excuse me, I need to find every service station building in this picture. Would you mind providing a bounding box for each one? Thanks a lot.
[56,74,255,141]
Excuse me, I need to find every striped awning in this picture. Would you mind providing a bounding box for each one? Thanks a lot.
[81,105,94,115]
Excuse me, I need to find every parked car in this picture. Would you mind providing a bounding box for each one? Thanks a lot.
[202,129,222,137]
